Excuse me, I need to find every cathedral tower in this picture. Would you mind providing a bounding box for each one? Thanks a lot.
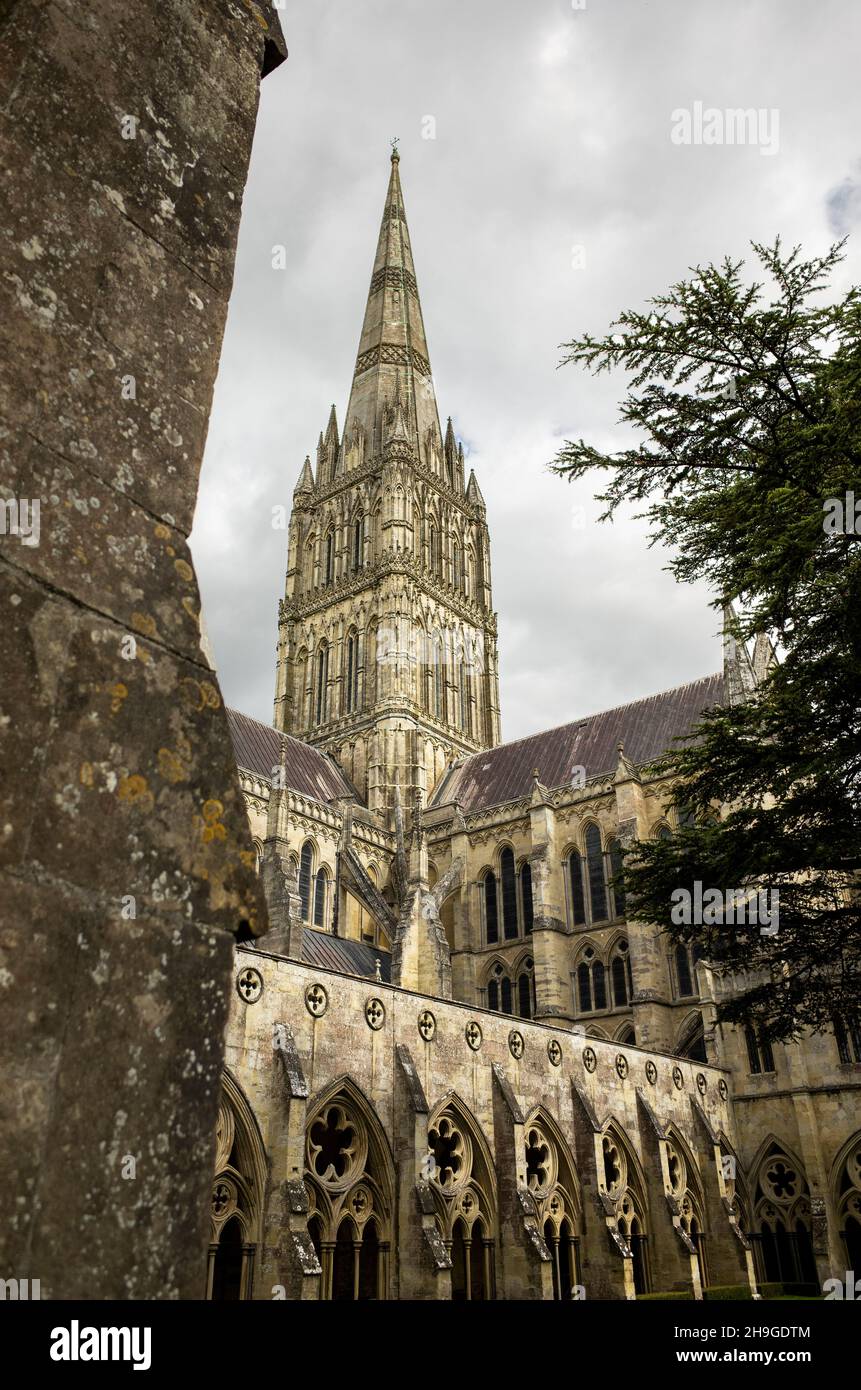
[274,149,501,815]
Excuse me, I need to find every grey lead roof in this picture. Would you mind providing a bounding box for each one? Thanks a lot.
[430,674,725,814]
[226,707,362,805]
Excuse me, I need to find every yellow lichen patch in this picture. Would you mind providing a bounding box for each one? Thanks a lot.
[239,848,256,871]
[154,523,171,541]
[242,0,269,30]
[173,558,193,583]
[118,774,153,810]
[200,798,227,843]
[157,747,188,784]
[200,681,221,710]
[181,597,200,623]
[109,681,128,714]
[79,762,95,787]
[131,612,158,639]
[179,677,205,711]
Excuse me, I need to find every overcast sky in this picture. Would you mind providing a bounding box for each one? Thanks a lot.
[191,0,861,744]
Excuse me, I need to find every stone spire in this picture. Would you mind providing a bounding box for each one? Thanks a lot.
[343,147,442,463]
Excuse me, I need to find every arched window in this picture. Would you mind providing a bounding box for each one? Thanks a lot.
[453,543,461,590]
[674,942,704,999]
[324,530,334,586]
[500,847,518,940]
[299,842,314,922]
[460,662,471,735]
[428,1101,497,1301]
[752,1146,817,1287]
[344,631,359,714]
[305,1087,394,1300]
[501,977,513,1015]
[315,642,329,724]
[313,868,328,929]
[744,1026,775,1074]
[517,958,535,1019]
[352,515,364,571]
[208,1085,266,1301]
[568,851,586,926]
[432,633,443,719]
[834,1015,861,1064]
[429,524,439,575]
[657,823,672,841]
[577,961,592,1013]
[576,949,606,1013]
[484,872,498,945]
[585,824,608,922]
[304,537,316,591]
[608,839,626,918]
[611,940,632,1007]
[593,960,607,1010]
[520,862,534,934]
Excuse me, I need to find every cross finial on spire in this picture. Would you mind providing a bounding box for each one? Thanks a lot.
[390,136,400,161]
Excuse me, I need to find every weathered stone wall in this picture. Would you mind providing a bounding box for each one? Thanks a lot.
[0,0,285,1298]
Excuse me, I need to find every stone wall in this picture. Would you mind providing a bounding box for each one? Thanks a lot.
[223,945,748,1299]
[0,0,285,1298]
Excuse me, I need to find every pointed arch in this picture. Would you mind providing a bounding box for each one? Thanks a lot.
[305,1076,395,1301]
[829,1130,861,1272]
[748,1137,817,1286]
[427,1093,498,1299]
[207,1069,268,1300]
[524,1105,583,1298]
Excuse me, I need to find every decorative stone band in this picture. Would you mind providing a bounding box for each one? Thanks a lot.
[368,266,419,298]
[384,200,406,221]
[354,343,432,378]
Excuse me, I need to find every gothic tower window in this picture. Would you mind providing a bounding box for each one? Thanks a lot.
[500,847,518,940]
[520,861,534,934]
[585,823,608,922]
[352,514,365,572]
[313,867,329,929]
[324,530,334,586]
[431,631,444,719]
[344,631,360,714]
[315,642,330,724]
[483,871,499,945]
[459,662,471,735]
[429,523,440,575]
[453,543,461,590]
[299,842,314,922]
[568,850,586,926]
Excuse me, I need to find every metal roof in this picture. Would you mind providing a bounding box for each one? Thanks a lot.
[225,708,362,805]
[430,674,725,814]
[301,930,392,982]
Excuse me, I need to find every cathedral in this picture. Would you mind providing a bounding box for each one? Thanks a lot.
[209,149,861,1301]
